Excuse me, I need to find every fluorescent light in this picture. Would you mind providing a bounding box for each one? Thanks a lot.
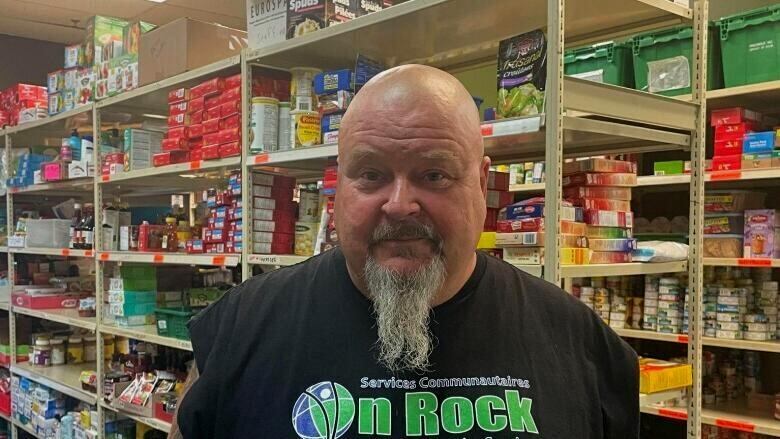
[145,0,167,3]
[142,113,167,119]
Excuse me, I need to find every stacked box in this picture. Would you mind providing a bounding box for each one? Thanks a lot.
[251,172,296,254]
[607,276,630,329]
[508,161,545,186]
[744,209,780,259]
[657,277,683,334]
[744,280,778,341]
[0,84,47,127]
[6,153,49,188]
[484,171,511,231]
[579,286,595,312]
[592,281,610,324]
[709,107,770,172]
[643,276,659,331]
[191,176,244,254]
[715,286,747,340]
[314,69,353,145]
[122,128,163,172]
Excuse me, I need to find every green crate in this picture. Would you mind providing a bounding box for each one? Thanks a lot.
[110,301,156,317]
[564,41,634,87]
[631,24,723,96]
[155,307,199,340]
[119,264,157,291]
[718,4,780,88]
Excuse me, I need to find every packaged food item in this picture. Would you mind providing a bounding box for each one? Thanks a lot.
[169,100,188,115]
[589,251,632,264]
[295,222,319,256]
[496,29,546,118]
[290,67,321,111]
[277,102,292,150]
[561,247,590,265]
[564,186,632,200]
[495,232,587,248]
[314,69,353,94]
[584,210,633,228]
[703,213,744,234]
[220,141,241,158]
[704,190,765,213]
[502,198,584,222]
[639,358,692,394]
[743,131,775,154]
[287,2,326,39]
[168,113,189,127]
[742,152,773,170]
[714,138,742,156]
[744,209,780,259]
[702,234,742,258]
[716,329,742,339]
[586,226,632,239]
[572,198,632,212]
[712,153,742,171]
[502,247,543,264]
[162,138,188,152]
[291,110,321,147]
[589,238,637,252]
[190,77,225,99]
[710,107,762,126]
[321,111,343,144]
[653,160,684,175]
[714,121,759,141]
[168,87,189,104]
[562,158,635,175]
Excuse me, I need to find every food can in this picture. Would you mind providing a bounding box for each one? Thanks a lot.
[250,97,279,153]
[278,102,292,150]
[290,67,321,111]
[295,222,320,256]
[299,189,321,222]
[291,110,321,148]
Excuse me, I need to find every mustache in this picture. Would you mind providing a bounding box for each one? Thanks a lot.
[369,222,442,246]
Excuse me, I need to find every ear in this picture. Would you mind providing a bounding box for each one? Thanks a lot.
[480,156,491,197]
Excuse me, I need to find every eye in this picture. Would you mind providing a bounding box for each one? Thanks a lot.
[423,171,446,183]
[361,170,381,182]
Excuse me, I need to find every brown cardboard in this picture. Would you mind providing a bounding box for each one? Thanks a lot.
[139,18,247,86]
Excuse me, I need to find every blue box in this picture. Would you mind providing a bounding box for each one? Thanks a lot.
[505,202,544,219]
[321,111,344,133]
[743,131,776,153]
[314,69,353,95]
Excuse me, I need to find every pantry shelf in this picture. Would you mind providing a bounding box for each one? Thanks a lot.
[99,156,240,185]
[13,418,40,437]
[8,177,94,195]
[561,261,688,278]
[508,183,545,193]
[96,251,239,267]
[247,254,310,266]
[101,401,172,434]
[4,105,93,137]
[8,247,94,258]
[701,400,780,436]
[707,79,780,111]
[640,388,688,407]
[703,258,780,268]
[614,328,780,354]
[11,307,96,331]
[246,0,689,69]
[613,327,687,344]
[11,362,97,405]
[99,324,192,352]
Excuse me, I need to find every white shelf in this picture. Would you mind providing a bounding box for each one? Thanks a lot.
[9,247,94,258]
[613,328,686,344]
[509,183,545,193]
[614,328,780,354]
[100,324,192,352]
[247,254,310,266]
[637,174,691,187]
[97,251,239,267]
[4,105,93,136]
[703,258,780,268]
[13,418,40,437]
[640,388,688,407]
[0,246,8,253]
[11,362,97,405]
[8,177,93,194]
[99,156,241,185]
[11,307,96,331]
[637,169,780,188]
[635,0,692,18]
[644,400,780,436]
[561,261,688,278]
[101,401,172,433]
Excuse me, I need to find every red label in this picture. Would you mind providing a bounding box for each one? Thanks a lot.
[658,409,687,420]
[253,154,269,165]
[153,254,164,263]
[481,125,494,136]
[737,258,772,267]
[212,256,226,265]
[60,249,70,256]
[715,419,754,432]
[101,175,110,182]
[10,187,18,193]
[189,160,202,170]
[99,253,109,261]
[677,335,689,343]
[85,250,93,257]
[709,170,741,181]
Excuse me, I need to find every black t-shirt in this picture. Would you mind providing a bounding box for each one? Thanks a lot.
[178,248,639,438]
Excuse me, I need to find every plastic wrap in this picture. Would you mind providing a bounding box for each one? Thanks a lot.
[584,209,634,228]
[632,241,689,262]
[562,172,637,187]
[703,234,743,258]
[589,238,637,252]
[562,158,636,175]
[563,186,632,200]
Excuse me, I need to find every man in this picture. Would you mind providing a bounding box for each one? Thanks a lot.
[173,65,639,438]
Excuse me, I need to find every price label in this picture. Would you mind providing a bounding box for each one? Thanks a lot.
[60,249,70,256]
[480,125,494,136]
[253,154,269,165]
[101,175,110,182]
[677,335,689,343]
[99,253,110,261]
[211,256,226,265]
[737,258,772,267]
[152,254,165,264]
[709,170,741,181]
[658,409,687,420]
[255,255,280,265]
[715,419,754,432]
[189,160,202,170]
[85,250,93,257]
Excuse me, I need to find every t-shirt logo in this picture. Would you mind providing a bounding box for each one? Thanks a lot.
[292,381,356,439]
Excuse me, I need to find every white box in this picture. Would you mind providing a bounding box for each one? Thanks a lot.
[246,0,288,50]
[33,170,43,184]
[68,161,94,178]
[124,129,163,171]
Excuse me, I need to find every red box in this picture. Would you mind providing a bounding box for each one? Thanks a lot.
[188,96,205,114]
[190,148,204,161]
[201,145,220,160]
[206,227,230,243]
[203,132,221,147]
[712,154,742,171]
[497,218,545,233]
[188,123,204,139]
[714,138,743,157]
[486,190,513,209]
[221,114,240,130]
[487,171,510,191]
[190,110,205,125]
[253,231,293,244]
[253,207,296,223]
[168,87,190,104]
[162,137,188,152]
[205,94,221,110]
[104,152,125,165]
[252,184,293,200]
[225,74,241,90]
[168,113,189,127]
[220,100,240,118]
[484,207,499,231]
[169,101,188,115]
[154,401,175,424]
[221,87,241,104]
[218,127,241,143]
[206,106,221,120]
[203,118,220,134]
[714,122,759,141]
[0,392,10,416]
[186,239,205,253]
[205,243,226,254]
[153,151,190,167]
[253,218,295,234]
[12,292,86,309]
[167,126,188,141]
[189,138,204,150]
[191,77,224,99]
[710,107,761,127]
[220,141,241,158]
[572,198,632,211]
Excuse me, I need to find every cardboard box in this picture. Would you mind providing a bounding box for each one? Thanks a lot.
[124,128,163,171]
[742,153,773,170]
[712,154,741,171]
[743,131,776,154]
[247,0,288,50]
[653,160,684,176]
[744,209,780,259]
[639,358,692,394]
[139,18,247,86]
[287,0,327,38]
[12,292,86,310]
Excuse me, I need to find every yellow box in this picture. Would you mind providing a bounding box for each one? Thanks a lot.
[477,231,496,249]
[639,358,692,394]
[560,247,590,265]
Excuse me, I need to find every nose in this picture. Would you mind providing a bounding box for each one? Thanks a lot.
[381,177,421,221]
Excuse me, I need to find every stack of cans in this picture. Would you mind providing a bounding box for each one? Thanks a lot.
[579,286,595,312]
[643,275,659,331]
[593,280,611,324]
[657,277,683,334]
[715,286,747,340]
[607,276,629,329]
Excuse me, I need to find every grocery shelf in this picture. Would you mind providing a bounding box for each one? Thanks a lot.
[247,254,310,266]
[509,183,545,193]
[8,177,94,195]
[101,401,172,433]
[637,174,691,187]
[14,419,39,437]
[11,307,96,331]
[11,362,97,405]
[707,79,780,111]
[249,144,338,178]
[701,400,780,436]
[8,247,94,258]
[100,324,192,352]
[99,157,241,196]
[703,258,780,268]
[615,328,780,354]
[246,0,689,68]
[613,327,687,344]
[97,251,239,267]
[100,156,240,185]
[4,105,93,136]
[640,388,688,407]
[561,261,688,278]
[635,0,692,19]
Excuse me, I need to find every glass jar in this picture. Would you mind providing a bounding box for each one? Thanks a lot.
[50,338,65,365]
[67,336,84,364]
[33,337,51,367]
[84,335,97,362]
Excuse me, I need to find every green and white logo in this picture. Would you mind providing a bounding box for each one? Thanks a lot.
[292,382,356,439]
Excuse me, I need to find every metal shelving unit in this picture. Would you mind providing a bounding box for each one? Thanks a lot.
[11,362,97,405]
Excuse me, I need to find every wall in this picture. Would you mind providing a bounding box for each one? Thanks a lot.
[0,34,64,89]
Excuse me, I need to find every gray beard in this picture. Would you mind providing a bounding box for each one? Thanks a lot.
[364,252,446,373]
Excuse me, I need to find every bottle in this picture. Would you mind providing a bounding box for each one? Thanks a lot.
[138,221,150,252]
[68,129,80,161]
[81,203,95,250]
[176,220,191,251]
[60,138,73,163]
[102,202,117,251]
[69,203,82,249]
[161,216,178,252]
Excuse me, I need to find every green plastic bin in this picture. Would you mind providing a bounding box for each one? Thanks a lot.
[155,307,200,340]
[564,41,634,87]
[718,4,780,88]
[631,24,723,96]
[119,264,157,291]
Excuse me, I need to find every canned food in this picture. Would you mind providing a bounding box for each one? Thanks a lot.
[250,97,279,153]
[278,102,292,150]
[291,67,321,111]
[291,110,321,148]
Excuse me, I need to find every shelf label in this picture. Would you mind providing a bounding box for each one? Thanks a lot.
[101,175,110,182]
[481,117,542,138]
[60,249,70,256]
[9,187,18,193]
[710,170,741,181]
[189,160,202,170]
[254,255,280,265]
[211,256,226,265]
[715,419,754,432]
[737,258,772,267]
[657,409,687,420]
[85,250,93,257]
[152,254,165,264]
[677,335,689,343]
[99,253,110,261]
[253,154,269,165]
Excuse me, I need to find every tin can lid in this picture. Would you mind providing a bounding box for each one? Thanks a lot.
[252,97,279,104]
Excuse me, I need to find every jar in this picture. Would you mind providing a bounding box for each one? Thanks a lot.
[103,335,115,360]
[33,337,51,367]
[50,339,65,365]
[67,336,84,364]
[83,335,97,362]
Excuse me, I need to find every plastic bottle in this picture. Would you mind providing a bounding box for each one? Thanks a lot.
[161,216,178,252]
[138,221,150,252]
[60,138,72,163]
[176,220,191,251]
[69,203,82,249]
[60,414,74,439]
[69,129,80,161]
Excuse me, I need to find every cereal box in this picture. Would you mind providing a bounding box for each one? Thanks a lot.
[744,209,780,259]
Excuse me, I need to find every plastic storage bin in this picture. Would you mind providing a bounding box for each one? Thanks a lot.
[718,4,780,88]
[155,307,199,340]
[631,24,723,96]
[703,234,743,258]
[119,265,157,291]
[25,219,71,248]
[564,41,634,87]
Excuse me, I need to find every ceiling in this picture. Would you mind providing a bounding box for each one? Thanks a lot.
[0,0,247,44]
